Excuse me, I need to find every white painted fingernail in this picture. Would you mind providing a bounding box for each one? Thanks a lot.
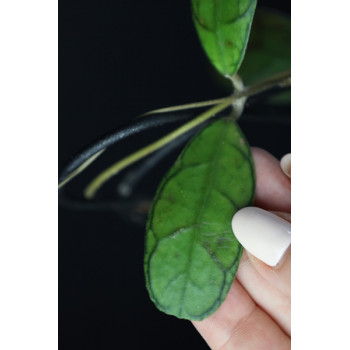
[280,153,291,177]
[232,207,291,267]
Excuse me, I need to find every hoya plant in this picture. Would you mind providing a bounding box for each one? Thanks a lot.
[60,0,290,327]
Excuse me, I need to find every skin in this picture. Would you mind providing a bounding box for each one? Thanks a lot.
[192,147,291,350]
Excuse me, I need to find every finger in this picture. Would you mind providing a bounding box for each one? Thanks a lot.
[280,153,291,178]
[192,279,291,350]
[251,147,291,212]
[232,208,291,335]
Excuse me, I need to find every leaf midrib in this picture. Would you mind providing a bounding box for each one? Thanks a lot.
[179,122,228,317]
[213,0,228,75]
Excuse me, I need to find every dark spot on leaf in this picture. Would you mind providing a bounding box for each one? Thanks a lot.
[165,194,176,203]
[198,17,205,26]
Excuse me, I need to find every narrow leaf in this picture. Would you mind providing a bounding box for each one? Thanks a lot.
[144,118,255,320]
[192,0,257,77]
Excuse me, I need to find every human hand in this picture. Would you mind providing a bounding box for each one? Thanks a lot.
[192,148,291,349]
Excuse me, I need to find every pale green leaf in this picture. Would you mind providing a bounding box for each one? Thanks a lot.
[192,0,257,77]
[144,118,255,320]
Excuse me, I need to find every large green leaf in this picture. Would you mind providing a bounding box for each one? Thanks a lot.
[192,0,257,77]
[238,9,291,86]
[144,118,255,320]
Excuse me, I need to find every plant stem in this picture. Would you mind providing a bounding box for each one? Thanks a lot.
[58,149,105,189]
[140,97,233,117]
[239,70,290,100]
[60,69,290,196]
[84,70,291,198]
[84,100,233,199]
[58,111,195,188]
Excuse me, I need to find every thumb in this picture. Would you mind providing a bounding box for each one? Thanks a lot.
[232,207,291,334]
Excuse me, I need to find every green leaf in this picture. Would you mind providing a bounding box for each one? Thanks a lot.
[192,0,257,77]
[238,9,291,86]
[144,118,255,320]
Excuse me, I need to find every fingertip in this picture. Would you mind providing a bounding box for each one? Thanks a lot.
[280,153,291,178]
[232,207,291,267]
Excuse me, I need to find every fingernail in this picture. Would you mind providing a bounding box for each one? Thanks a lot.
[280,153,291,177]
[232,207,291,267]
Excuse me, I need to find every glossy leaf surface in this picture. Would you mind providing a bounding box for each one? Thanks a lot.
[145,118,255,320]
[192,0,257,77]
[239,9,291,86]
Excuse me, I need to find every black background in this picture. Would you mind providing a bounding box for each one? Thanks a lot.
[59,1,290,349]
